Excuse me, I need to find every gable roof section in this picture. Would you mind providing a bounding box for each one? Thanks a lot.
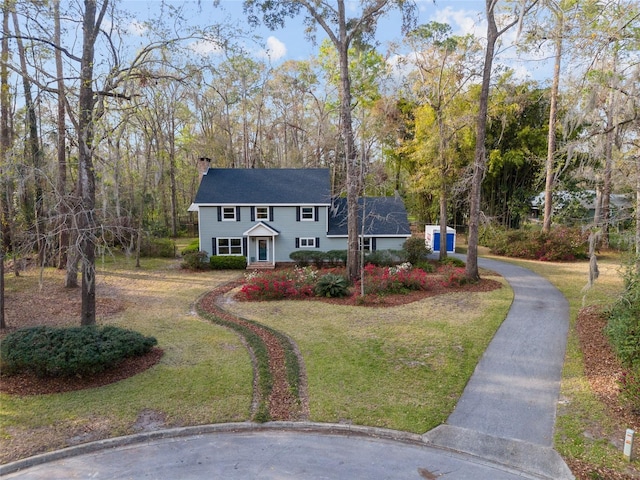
[194,168,331,205]
[327,197,412,237]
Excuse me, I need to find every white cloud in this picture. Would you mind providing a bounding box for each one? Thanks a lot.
[432,6,485,39]
[127,20,148,37]
[257,36,288,61]
[188,39,224,57]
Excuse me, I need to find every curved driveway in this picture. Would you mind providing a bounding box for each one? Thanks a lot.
[1,257,575,480]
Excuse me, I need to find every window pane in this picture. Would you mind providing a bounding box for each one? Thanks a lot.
[256,207,268,219]
[301,207,314,220]
[223,207,235,220]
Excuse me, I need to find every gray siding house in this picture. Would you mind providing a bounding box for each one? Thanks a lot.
[189,167,411,268]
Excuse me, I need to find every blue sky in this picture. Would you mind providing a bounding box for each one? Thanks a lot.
[122,0,554,83]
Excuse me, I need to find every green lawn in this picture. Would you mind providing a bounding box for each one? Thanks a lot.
[1,254,252,463]
[225,272,512,433]
[1,252,513,462]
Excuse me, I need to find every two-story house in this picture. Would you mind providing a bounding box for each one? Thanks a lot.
[189,166,412,268]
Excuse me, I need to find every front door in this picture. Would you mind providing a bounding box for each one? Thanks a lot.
[257,238,268,261]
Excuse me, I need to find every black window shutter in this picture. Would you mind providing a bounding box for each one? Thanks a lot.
[295,238,299,248]
[314,206,319,221]
[296,207,300,222]
[217,207,221,222]
[236,206,241,221]
[251,208,255,222]
[269,207,274,221]
[243,237,247,255]
[316,237,320,248]
[211,238,217,256]
[372,238,377,251]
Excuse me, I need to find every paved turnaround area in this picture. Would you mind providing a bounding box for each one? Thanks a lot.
[1,257,575,479]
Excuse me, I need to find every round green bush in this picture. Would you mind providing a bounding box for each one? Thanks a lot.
[403,236,431,264]
[0,325,157,378]
[315,273,350,298]
[181,251,211,270]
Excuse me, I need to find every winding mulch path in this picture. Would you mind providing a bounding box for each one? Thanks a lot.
[197,281,308,422]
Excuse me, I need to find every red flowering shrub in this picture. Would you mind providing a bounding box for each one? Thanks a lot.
[358,263,429,295]
[438,265,469,287]
[240,267,317,300]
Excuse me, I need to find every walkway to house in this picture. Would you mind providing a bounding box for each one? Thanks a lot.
[0,257,575,480]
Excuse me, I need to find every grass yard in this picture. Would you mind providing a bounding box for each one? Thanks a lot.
[0,253,253,463]
[224,272,512,433]
[1,248,513,463]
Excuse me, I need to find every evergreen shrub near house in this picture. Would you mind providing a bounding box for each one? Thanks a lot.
[325,250,348,266]
[315,273,350,298]
[210,256,247,270]
[403,237,432,265]
[181,251,210,270]
[0,325,157,378]
[181,239,200,255]
[607,267,640,411]
[364,249,402,267]
[289,250,325,267]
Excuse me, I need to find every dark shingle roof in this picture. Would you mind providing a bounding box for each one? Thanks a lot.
[327,197,411,237]
[194,168,331,204]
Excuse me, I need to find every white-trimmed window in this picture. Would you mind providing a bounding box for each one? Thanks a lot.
[299,237,316,248]
[217,238,243,255]
[255,206,269,220]
[300,206,315,221]
[359,237,372,251]
[222,207,236,221]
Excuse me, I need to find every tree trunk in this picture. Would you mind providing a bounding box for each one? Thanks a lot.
[12,9,45,264]
[78,0,105,325]
[54,0,70,270]
[334,2,360,281]
[439,187,448,261]
[636,154,640,274]
[0,2,8,328]
[466,0,498,281]
[542,18,563,233]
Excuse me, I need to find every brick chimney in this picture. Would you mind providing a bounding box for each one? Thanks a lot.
[198,157,211,180]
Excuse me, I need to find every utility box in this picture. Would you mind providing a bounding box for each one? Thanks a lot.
[425,225,456,253]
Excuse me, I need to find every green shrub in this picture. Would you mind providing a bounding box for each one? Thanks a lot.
[364,249,401,267]
[181,251,210,270]
[439,256,465,268]
[181,239,200,255]
[607,268,640,411]
[140,237,176,258]
[315,273,350,298]
[403,236,431,264]
[210,255,247,270]
[479,225,588,261]
[415,260,435,273]
[325,250,347,266]
[290,250,325,267]
[0,325,157,378]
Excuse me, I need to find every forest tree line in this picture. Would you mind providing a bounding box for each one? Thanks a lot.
[0,0,638,325]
